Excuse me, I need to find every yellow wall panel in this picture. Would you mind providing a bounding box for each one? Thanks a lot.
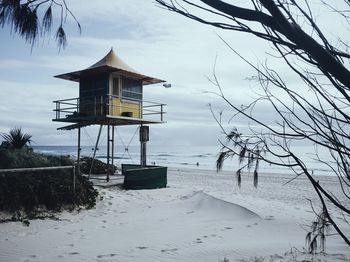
[110,97,141,118]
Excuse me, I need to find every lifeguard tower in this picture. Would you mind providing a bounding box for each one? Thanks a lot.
[52,48,167,188]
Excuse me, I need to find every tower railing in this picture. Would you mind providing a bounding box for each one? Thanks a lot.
[53,94,166,122]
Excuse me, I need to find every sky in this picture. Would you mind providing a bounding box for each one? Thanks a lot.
[0,0,346,150]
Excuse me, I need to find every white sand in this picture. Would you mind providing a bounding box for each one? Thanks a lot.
[0,168,349,262]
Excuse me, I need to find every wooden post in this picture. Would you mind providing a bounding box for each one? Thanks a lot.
[141,141,147,167]
[77,126,81,175]
[112,125,115,175]
[140,125,149,167]
[107,123,110,182]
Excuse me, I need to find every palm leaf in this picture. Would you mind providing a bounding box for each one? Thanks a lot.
[1,127,32,149]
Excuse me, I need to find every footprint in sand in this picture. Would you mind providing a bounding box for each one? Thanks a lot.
[195,238,203,244]
[23,254,37,261]
[161,248,178,253]
[97,253,117,258]
[68,252,80,255]
[247,222,259,228]
[136,246,148,250]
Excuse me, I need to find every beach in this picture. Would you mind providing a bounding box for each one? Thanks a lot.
[0,167,349,262]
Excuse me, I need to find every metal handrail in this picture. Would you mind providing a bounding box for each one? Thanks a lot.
[53,97,79,103]
[53,94,165,122]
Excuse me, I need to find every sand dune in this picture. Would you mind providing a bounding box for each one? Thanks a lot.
[0,168,349,262]
[183,191,261,220]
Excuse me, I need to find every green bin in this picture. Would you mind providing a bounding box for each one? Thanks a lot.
[122,164,167,190]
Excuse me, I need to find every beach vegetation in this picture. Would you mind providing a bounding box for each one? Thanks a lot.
[0,147,72,169]
[306,207,331,254]
[0,130,98,223]
[156,0,350,249]
[80,156,118,175]
[0,167,97,215]
[1,127,32,150]
[0,0,80,49]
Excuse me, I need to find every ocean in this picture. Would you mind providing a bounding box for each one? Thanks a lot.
[32,144,334,176]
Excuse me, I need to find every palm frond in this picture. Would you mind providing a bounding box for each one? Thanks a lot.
[0,0,78,49]
[1,127,32,149]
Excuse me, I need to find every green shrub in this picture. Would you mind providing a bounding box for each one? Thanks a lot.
[0,148,74,169]
[0,168,98,213]
[0,149,98,219]
[80,156,117,174]
[1,127,32,150]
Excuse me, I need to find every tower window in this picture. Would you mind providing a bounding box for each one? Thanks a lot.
[113,77,119,96]
[122,78,142,101]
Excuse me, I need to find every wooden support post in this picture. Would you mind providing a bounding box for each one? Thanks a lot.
[77,126,81,175]
[107,123,110,182]
[112,125,115,174]
[140,141,147,167]
[140,125,149,167]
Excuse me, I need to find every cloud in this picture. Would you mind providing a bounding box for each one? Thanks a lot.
[0,0,310,148]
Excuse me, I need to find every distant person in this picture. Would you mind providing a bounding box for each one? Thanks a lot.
[196,162,199,167]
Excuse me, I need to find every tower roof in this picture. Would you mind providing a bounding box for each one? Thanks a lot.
[55,48,165,85]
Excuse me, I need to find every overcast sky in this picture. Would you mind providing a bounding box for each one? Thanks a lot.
[0,0,344,150]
